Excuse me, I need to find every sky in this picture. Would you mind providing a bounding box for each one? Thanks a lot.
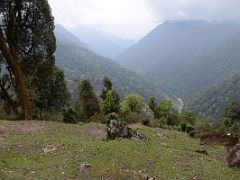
[48,0,240,40]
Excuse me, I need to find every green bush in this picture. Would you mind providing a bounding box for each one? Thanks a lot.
[122,112,141,124]
[62,107,82,124]
[148,117,167,128]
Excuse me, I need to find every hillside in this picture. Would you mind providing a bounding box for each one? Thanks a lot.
[189,72,240,119]
[54,25,171,101]
[117,21,240,100]
[1,120,239,179]
[72,27,134,58]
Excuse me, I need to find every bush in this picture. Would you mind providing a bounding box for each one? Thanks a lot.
[63,107,82,124]
[122,112,141,124]
[148,117,167,128]
[103,113,121,125]
[181,123,187,132]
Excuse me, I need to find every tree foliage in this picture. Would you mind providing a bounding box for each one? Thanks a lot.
[121,93,144,114]
[0,0,69,118]
[76,79,100,120]
[103,90,120,115]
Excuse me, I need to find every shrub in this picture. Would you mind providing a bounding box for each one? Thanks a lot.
[122,112,141,124]
[103,91,120,114]
[181,123,187,132]
[63,107,82,124]
[148,117,167,128]
[103,113,121,125]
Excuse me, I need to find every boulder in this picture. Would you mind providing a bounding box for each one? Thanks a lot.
[225,144,240,167]
[107,120,148,141]
[80,162,92,171]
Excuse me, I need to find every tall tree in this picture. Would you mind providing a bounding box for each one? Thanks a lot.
[0,0,56,119]
[76,79,100,120]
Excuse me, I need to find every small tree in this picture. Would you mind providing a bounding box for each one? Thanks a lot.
[100,76,113,101]
[76,79,100,120]
[159,99,173,118]
[103,90,120,114]
[224,101,240,124]
[181,111,196,126]
[121,93,144,114]
[148,96,160,118]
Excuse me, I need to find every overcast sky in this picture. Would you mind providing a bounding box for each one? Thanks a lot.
[48,0,240,40]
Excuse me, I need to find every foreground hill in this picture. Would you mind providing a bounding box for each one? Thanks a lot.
[190,72,240,118]
[117,20,240,100]
[0,120,239,179]
[54,25,171,101]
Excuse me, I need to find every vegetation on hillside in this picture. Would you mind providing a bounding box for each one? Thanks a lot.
[190,72,240,118]
[54,26,172,102]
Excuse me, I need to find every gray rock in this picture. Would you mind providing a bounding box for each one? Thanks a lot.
[80,162,92,171]
[107,120,148,141]
[225,144,240,167]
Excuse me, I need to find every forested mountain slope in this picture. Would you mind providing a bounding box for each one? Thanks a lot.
[117,21,240,100]
[189,72,240,119]
[54,25,171,101]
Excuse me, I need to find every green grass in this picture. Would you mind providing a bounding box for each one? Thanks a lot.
[0,120,239,179]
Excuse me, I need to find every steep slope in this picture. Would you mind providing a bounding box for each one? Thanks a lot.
[54,25,88,49]
[54,26,171,101]
[190,72,240,119]
[117,20,240,100]
[72,27,134,58]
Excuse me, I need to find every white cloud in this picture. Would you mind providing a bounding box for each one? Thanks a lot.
[48,0,158,40]
[48,0,240,40]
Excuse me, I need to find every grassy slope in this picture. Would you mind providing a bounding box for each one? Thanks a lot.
[0,121,239,179]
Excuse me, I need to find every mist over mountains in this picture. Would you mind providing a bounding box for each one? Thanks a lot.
[117,20,240,101]
[54,25,171,101]
[71,27,135,58]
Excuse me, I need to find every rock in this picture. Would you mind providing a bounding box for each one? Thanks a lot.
[107,120,148,141]
[80,162,92,171]
[43,145,56,153]
[157,132,167,139]
[225,144,240,167]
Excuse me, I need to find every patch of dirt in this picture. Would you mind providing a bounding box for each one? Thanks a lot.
[174,154,192,165]
[0,137,6,144]
[78,128,107,140]
[200,133,239,146]
[0,121,49,134]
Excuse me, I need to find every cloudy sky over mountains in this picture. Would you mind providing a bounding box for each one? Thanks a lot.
[49,0,240,40]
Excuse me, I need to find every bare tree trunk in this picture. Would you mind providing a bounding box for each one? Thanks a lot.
[0,31,32,120]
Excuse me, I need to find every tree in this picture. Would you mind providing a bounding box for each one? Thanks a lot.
[148,96,160,118]
[224,101,240,124]
[76,79,100,120]
[121,93,144,114]
[100,76,113,101]
[181,111,196,126]
[35,67,70,110]
[103,90,120,114]
[0,0,56,119]
[159,99,173,118]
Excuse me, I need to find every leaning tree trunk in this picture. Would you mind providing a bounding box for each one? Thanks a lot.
[0,31,32,120]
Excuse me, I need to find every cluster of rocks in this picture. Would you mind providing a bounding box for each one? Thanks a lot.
[106,119,148,141]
